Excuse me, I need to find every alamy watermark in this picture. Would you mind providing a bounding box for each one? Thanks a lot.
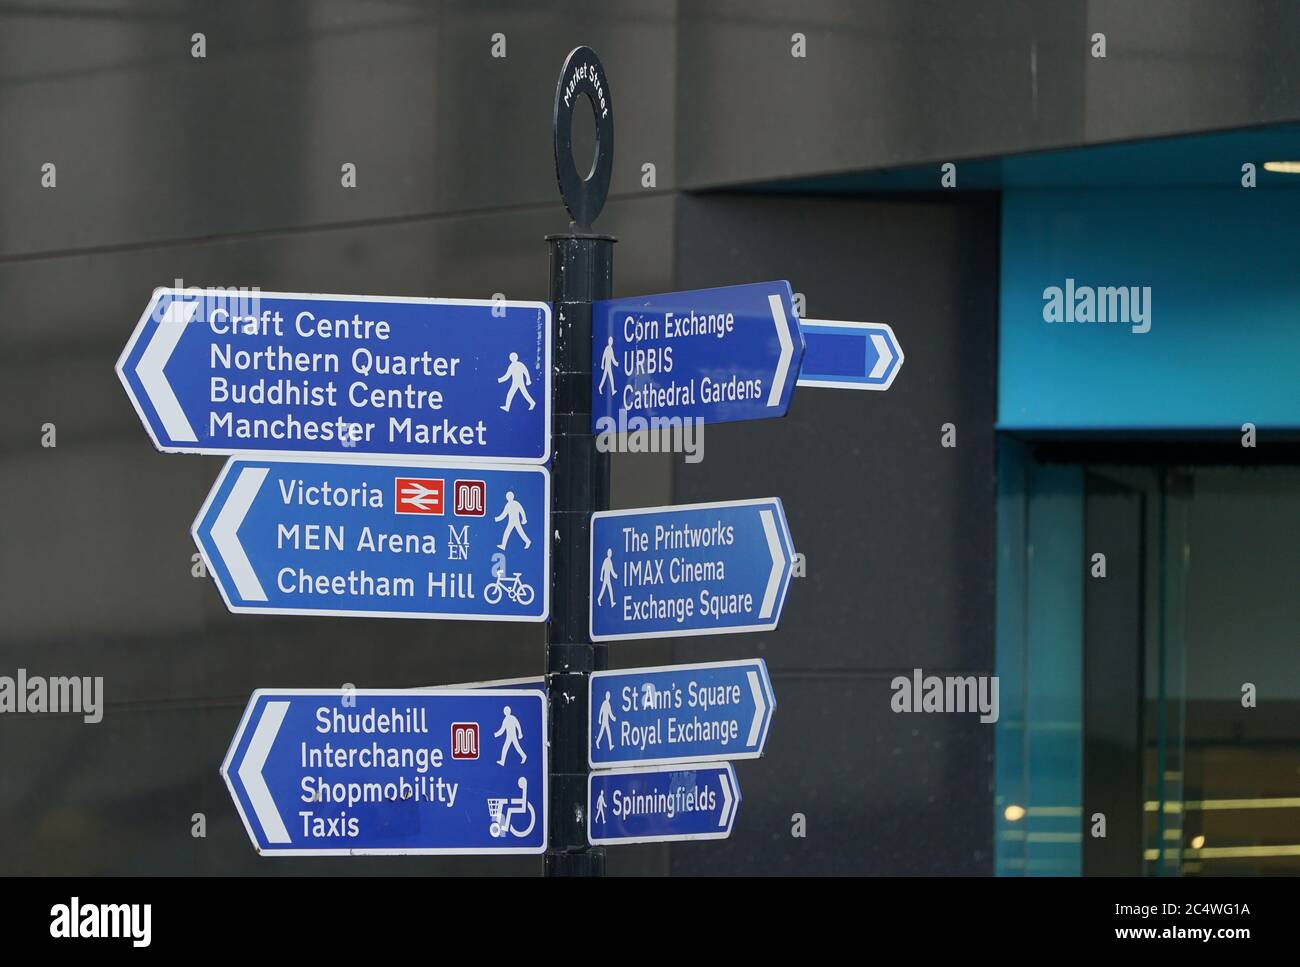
[151,279,262,325]
[595,410,704,463]
[0,669,103,723]
[50,898,150,947]
[890,668,999,723]
[1043,278,1151,333]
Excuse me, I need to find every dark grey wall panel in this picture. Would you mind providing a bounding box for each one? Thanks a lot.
[667,193,997,874]
[678,0,1300,188]
[0,194,673,358]
[668,676,993,876]
[0,0,677,257]
[0,193,675,874]
[671,193,999,672]
[7,0,1297,260]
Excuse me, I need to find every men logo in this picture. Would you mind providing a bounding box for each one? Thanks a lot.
[451,722,480,760]
[395,477,444,515]
[454,480,487,516]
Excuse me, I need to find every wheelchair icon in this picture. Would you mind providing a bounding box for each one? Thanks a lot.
[487,777,537,839]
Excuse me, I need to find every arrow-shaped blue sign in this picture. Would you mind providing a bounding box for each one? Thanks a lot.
[588,762,740,845]
[117,288,550,462]
[591,281,805,430]
[589,659,776,768]
[222,688,546,855]
[589,498,795,641]
[796,318,904,390]
[192,456,549,621]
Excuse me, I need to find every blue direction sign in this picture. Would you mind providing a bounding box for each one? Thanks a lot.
[117,288,550,462]
[222,689,546,855]
[592,281,805,429]
[589,659,776,768]
[590,498,795,641]
[796,318,904,390]
[588,762,740,845]
[192,456,549,621]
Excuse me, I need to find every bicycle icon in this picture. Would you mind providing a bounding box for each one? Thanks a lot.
[487,777,537,839]
[484,571,535,607]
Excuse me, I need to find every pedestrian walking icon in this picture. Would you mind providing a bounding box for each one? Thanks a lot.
[597,547,616,606]
[596,690,616,750]
[594,789,607,824]
[498,352,537,412]
[495,491,532,550]
[495,706,527,766]
[597,336,618,396]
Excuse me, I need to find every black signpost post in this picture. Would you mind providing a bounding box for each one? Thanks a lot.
[544,46,615,877]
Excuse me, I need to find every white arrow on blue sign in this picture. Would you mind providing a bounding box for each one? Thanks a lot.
[796,318,904,390]
[591,281,805,429]
[588,762,740,845]
[222,689,547,855]
[589,659,776,769]
[589,498,795,641]
[117,288,550,462]
[192,456,549,621]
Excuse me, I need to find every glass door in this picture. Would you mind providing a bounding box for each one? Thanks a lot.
[1085,463,1300,876]
[1002,449,1300,876]
[1146,467,1300,876]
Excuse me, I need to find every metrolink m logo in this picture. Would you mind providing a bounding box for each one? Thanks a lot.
[1042,278,1152,333]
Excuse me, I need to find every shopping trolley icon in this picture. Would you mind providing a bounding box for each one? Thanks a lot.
[487,776,537,839]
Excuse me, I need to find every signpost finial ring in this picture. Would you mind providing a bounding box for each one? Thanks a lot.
[553,46,614,229]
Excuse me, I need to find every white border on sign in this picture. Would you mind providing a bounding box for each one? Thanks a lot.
[432,676,546,690]
[190,455,551,622]
[794,318,905,391]
[587,497,795,642]
[587,658,776,769]
[586,761,739,846]
[219,688,548,856]
[115,288,553,465]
